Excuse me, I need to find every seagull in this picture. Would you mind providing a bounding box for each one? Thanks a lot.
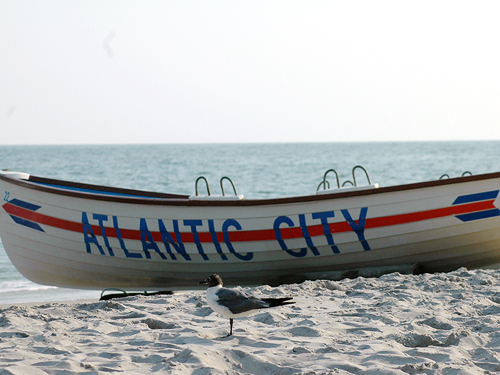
[199,274,295,337]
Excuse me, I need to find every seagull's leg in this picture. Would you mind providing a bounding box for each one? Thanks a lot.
[222,318,234,338]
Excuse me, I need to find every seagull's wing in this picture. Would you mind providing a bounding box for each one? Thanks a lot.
[216,288,268,314]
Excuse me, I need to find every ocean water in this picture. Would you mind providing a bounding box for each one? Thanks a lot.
[1,141,499,305]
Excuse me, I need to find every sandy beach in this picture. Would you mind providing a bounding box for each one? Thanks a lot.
[1,268,500,374]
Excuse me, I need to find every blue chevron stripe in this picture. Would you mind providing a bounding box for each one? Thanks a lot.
[6,198,44,231]
[455,209,500,222]
[452,190,499,205]
[8,198,41,211]
[9,215,45,232]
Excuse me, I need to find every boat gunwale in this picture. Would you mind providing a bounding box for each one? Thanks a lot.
[1,172,500,207]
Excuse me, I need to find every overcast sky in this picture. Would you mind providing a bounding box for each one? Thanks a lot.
[1,1,500,145]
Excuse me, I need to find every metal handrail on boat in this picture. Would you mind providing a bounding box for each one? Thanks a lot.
[316,165,378,195]
[352,165,372,186]
[194,176,211,196]
[192,176,243,200]
[220,176,239,197]
[317,165,373,192]
[316,180,331,191]
[439,171,473,180]
[318,169,340,191]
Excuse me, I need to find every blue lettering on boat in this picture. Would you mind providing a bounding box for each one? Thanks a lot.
[183,219,209,261]
[82,212,105,255]
[311,211,340,253]
[208,219,228,261]
[81,207,371,261]
[140,218,167,260]
[341,208,371,251]
[299,214,320,256]
[158,219,191,261]
[274,215,308,257]
[113,216,142,258]
[222,219,253,261]
[93,214,115,256]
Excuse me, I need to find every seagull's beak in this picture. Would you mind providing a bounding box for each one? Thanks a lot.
[199,278,208,285]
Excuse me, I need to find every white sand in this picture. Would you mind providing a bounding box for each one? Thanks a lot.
[1,268,500,375]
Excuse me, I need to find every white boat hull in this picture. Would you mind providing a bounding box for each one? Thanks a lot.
[1,171,500,289]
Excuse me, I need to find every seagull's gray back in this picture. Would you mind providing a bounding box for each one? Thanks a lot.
[216,287,268,314]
